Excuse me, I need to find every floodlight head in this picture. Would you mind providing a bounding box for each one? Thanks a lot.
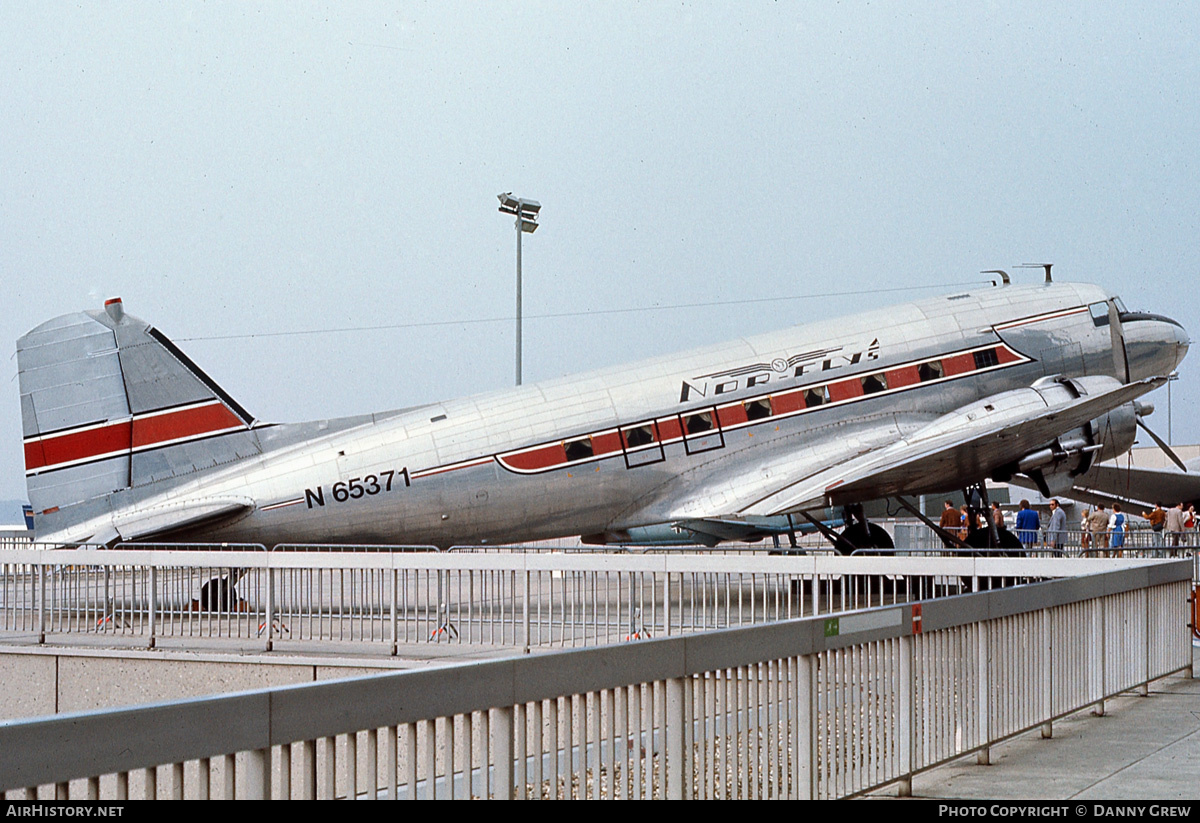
[497,192,541,219]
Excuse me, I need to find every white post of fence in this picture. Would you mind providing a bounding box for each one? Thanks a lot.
[1041,608,1053,738]
[684,674,695,800]
[320,736,336,799]
[36,562,45,644]
[976,621,991,765]
[390,567,399,656]
[244,747,270,799]
[494,706,514,800]
[796,654,816,800]
[663,573,671,636]
[897,634,914,797]
[300,740,317,800]
[264,565,274,652]
[1140,589,1151,696]
[666,676,685,799]
[523,570,531,654]
[513,702,526,798]
[147,565,157,649]
[1094,597,1107,716]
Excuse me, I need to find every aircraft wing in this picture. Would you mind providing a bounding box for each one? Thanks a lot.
[647,376,1164,522]
[745,376,1162,515]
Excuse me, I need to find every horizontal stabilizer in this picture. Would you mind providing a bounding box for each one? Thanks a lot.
[112,496,256,543]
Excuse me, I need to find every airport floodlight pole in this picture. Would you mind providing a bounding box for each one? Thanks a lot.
[498,192,540,386]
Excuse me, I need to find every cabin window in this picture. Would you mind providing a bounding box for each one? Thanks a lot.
[804,386,828,407]
[861,373,888,394]
[564,438,594,462]
[918,360,943,381]
[744,398,772,420]
[623,425,655,448]
[973,349,999,369]
[684,411,714,434]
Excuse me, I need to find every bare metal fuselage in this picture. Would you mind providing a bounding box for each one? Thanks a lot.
[26,281,1189,547]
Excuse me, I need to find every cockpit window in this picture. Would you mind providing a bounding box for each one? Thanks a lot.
[1113,297,1128,313]
[1088,302,1110,327]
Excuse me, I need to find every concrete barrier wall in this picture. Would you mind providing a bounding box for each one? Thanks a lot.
[0,648,403,721]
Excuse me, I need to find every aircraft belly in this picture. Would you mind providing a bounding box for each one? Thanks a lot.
[193,457,658,547]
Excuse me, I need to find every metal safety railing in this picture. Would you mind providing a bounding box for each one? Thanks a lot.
[0,546,1148,653]
[0,559,1191,800]
[894,521,1200,553]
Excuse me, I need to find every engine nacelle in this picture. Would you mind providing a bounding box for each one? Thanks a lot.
[997,376,1138,497]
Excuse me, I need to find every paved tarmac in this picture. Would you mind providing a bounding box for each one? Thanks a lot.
[868,649,1200,800]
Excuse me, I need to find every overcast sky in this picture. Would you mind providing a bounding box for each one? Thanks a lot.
[2,3,1198,502]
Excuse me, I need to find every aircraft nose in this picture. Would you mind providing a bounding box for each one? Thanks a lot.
[1160,313,1191,372]
[1120,311,1190,380]
[1172,317,1190,370]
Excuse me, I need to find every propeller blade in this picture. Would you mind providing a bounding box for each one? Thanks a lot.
[1136,419,1188,472]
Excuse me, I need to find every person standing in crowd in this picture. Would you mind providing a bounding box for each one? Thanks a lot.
[1087,504,1110,553]
[1186,504,1197,547]
[1080,508,1091,551]
[959,504,971,542]
[939,499,960,548]
[1166,502,1185,553]
[1015,499,1040,551]
[991,501,1006,532]
[1142,503,1167,546]
[1045,499,1067,554]
[1108,503,1126,552]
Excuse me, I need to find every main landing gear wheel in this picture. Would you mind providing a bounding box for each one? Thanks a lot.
[964,528,1024,554]
[838,522,894,555]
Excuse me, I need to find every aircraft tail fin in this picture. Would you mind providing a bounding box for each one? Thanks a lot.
[18,299,261,540]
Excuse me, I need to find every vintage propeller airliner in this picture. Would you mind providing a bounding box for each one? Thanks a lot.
[17,271,1189,549]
